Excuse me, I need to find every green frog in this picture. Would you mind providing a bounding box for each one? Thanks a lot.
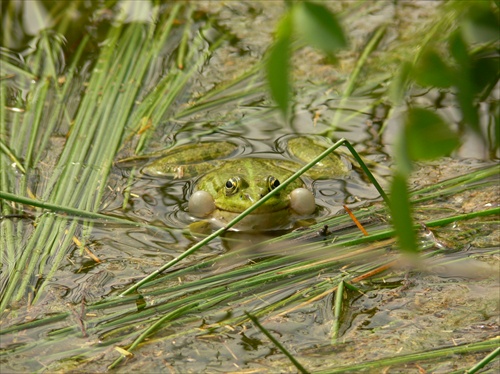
[143,136,348,231]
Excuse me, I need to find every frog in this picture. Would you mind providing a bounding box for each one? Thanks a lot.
[142,136,348,231]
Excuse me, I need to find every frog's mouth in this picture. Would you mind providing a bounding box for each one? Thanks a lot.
[214,200,290,215]
[212,209,292,231]
[188,188,316,230]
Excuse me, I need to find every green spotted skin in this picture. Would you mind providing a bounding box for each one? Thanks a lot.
[195,158,304,214]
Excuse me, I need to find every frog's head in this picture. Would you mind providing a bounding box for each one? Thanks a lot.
[188,159,316,230]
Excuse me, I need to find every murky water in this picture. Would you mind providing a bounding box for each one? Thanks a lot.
[1,1,498,373]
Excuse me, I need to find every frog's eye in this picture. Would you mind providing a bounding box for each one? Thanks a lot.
[267,176,280,192]
[225,177,241,196]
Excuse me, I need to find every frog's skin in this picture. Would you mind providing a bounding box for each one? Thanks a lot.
[143,137,348,231]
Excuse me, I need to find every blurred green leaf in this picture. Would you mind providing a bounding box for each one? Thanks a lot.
[394,133,413,179]
[412,48,455,88]
[449,30,470,68]
[471,55,500,99]
[405,108,460,160]
[457,88,480,132]
[461,4,500,44]
[292,1,346,55]
[266,15,293,118]
[449,31,482,131]
[389,173,418,254]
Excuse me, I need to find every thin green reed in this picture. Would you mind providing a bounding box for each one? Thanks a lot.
[34,24,154,302]
[0,83,17,273]
[133,17,219,155]
[79,23,160,249]
[1,20,130,309]
[5,24,121,306]
[1,38,56,307]
[47,26,124,207]
[24,78,50,171]
[1,4,219,309]
[32,35,91,167]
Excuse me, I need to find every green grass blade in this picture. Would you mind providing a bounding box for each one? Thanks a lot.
[0,138,25,174]
[246,311,309,374]
[342,139,389,203]
[108,302,199,369]
[331,280,345,343]
[316,337,500,373]
[327,24,386,135]
[465,346,500,374]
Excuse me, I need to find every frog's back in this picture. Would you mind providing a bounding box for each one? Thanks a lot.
[286,137,348,179]
[142,141,237,177]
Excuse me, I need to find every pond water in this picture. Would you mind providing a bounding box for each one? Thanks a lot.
[1,1,498,373]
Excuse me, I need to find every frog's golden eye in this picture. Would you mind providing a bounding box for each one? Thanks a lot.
[225,177,241,196]
[267,176,280,192]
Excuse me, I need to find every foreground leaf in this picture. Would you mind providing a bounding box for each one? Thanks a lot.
[404,108,460,161]
[292,1,346,55]
[412,48,454,88]
[389,173,417,254]
[266,14,292,117]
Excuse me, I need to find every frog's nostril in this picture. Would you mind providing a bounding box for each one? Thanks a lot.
[245,194,256,203]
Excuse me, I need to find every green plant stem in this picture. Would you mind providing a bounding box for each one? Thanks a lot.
[0,191,142,227]
[117,198,499,303]
[331,280,345,343]
[0,138,25,174]
[108,302,199,369]
[465,346,500,374]
[34,34,90,166]
[1,60,38,81]
[1,20,188,310]
[316,337,500,373]
[342,140,389,203]
[411,164,499,201]
[328,24,386,135]
[176,5,193,70]
[0,83,17,280]
[134,18,218,155]
[246,312,309,374]
[425,207,500,228]
[23,78,50,170]
[174,66,263,119]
